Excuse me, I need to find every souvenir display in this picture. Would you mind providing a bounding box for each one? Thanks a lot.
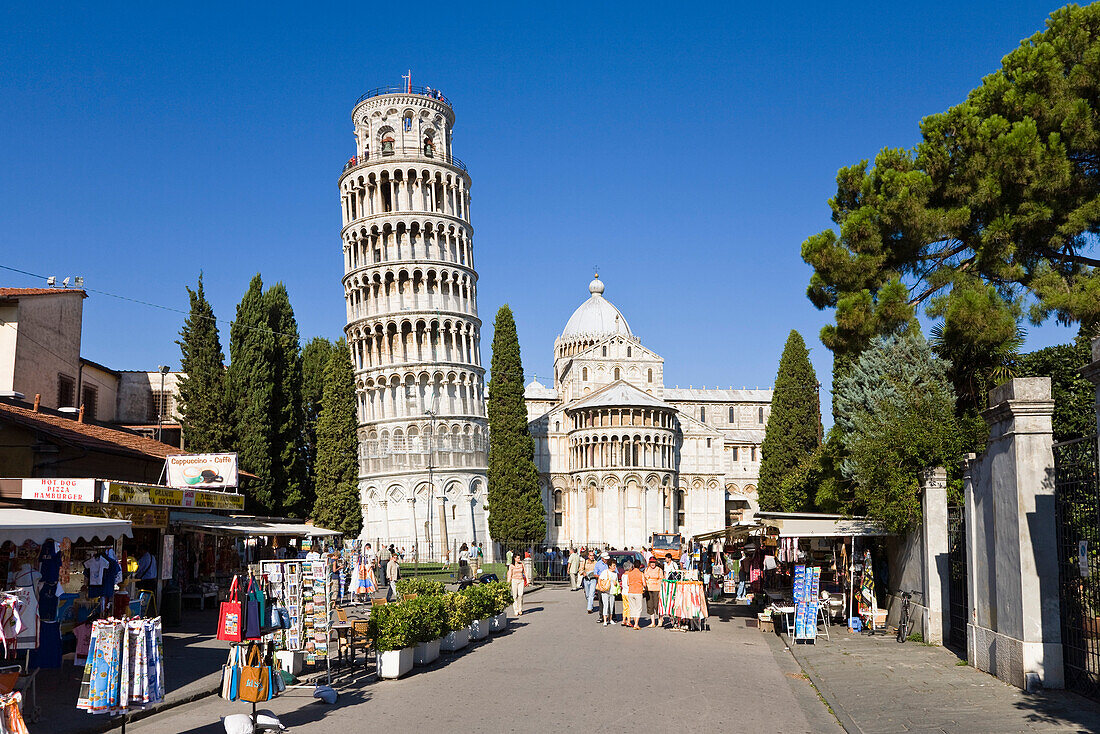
[76,617,165,715]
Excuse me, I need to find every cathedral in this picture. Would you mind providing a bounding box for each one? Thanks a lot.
[525,276,772,548]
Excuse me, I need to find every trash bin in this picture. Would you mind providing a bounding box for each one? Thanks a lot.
[161,587,182,627]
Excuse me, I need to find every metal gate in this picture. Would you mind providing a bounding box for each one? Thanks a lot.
[1054,435,1100,702]
[946,505,968,653]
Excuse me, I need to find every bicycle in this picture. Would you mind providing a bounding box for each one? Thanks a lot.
[896,590,916,643]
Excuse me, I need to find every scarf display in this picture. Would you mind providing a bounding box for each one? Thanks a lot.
[0,693,27,734]
[658,579,708,620]
[76,617,164,715]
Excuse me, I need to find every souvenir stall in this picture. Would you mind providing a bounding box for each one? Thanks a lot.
[0,508,134,729]
[658,572,709,630]
[258,557,333,683]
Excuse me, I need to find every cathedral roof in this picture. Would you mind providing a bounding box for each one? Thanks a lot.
[567,380,668,411]
[524,377,557,400]
[560,275,632,340]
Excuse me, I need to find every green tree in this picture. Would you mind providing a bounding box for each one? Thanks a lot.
[1015,333,1095,442]
[266,283,308,517]
[833,329,961,533]
[176,274,231,452]
[758,330,821,512]
[302,337,335,492]
[486,305,544,541]
[803,4,1100,395]
[227,275,277,514]
[311,339,362,538]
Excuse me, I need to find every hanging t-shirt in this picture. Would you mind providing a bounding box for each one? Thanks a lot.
[101,557,121,600]
[38,540,61,584]
[84,556,107,586]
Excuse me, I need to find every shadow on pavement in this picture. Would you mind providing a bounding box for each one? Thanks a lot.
[1011,690,1100,731]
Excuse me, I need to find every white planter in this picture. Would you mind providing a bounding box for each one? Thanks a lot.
[489,612,508,633]
[469,618,490,640]
[440,628,469,652]
[275,650,304,675]
[378,647,414,679]
[413,638,441,666]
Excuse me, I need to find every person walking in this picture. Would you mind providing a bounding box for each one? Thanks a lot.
[644,555,665,628]
[472,542,484,577]
[385,553,400,601]
[567,547,581,590]
[596,552,618,627]
[621,560,645,629]
[580,550,598,613]
[133,546,158,594]
[506,555,527,615]
[458,543,470,579]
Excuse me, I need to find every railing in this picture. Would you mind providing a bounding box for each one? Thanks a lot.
[341,149,467,174]
[355,85,453,108]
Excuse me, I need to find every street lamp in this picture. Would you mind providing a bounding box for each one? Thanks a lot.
[156,365,170,443]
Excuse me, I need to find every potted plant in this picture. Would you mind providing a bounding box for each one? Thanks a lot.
[464,585,495,640]
[412,595,446,666]
[440,592,473,652]
[488,581,513,632]
[395,577,446,597]
[369,601,416,679]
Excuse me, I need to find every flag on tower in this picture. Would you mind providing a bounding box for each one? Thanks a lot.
[403,70,411,93]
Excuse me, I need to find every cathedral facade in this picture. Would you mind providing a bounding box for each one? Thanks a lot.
[525,276,771,548]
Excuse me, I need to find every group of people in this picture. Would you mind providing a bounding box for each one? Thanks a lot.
[332,542,402,604]
[571,548,686,629]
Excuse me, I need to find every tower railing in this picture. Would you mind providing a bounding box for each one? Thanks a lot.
[341,150,467,174]
[355,85,453,107]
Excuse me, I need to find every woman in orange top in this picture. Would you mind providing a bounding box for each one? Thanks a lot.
[506,556,527,615]
[621,560,646,630]
[643,556,665,629]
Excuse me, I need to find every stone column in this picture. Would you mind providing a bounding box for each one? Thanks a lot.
[919,467,948,645]
[967,378,1061,690]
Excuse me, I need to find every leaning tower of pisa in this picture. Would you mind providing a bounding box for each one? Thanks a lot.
[338,82,488,556]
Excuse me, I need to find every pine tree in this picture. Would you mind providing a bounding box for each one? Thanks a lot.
[228,274,277,514]
[176,274,231,452]
[312,339,362,538]
[266,283,308,517]
[302,337,335,497]
[758,331,821,512]
[486,305,544,541]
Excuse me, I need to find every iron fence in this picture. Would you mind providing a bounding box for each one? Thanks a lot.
[946,505,968,654]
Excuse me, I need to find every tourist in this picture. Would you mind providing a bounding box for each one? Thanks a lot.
[458,543,470,579]
[644,555,665,628]
[580,550,598,613]
[664,553,677,575]
[621,560,644,629]
[473,542,484,577]
[386,552,400,601]
[506,548,514,567]
[567,546,581,590]
[596,552,618,626]
[506,554,527,615]
[133,546,158,594]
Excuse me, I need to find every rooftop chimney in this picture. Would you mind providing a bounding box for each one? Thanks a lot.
[78,404,85,423]
[33,394,40,412]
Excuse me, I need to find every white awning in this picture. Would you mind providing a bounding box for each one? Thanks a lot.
[755,512,892,538]
[170,513,343,538]
[263,523,342,538]
[0,508,132,546]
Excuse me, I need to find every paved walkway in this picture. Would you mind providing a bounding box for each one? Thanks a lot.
[787,627,1100,733]
[119,587,840,733]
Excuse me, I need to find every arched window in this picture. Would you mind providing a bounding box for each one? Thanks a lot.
[381,136,395,155]
[758,406,765,423]
[627,347,632,357]
[647,369,653,383]
[582,367,588,380]
[676,490,686,529]
[553,490,563,527]
[699,406,706,422]
[602,346,607,357]
[614,367,620,380]
[423,136,435,157]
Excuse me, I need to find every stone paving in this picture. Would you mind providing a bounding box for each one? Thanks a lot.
[786,626,1100,733]
[120,587,840,733]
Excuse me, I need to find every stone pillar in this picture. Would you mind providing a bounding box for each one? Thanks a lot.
[967,378,1062,690]
[919,467,948,645]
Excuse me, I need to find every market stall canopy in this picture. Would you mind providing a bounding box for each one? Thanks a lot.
[694,520,762,543]
[0,508,132,545]
[755,512,892,538]
[170,512,343,538]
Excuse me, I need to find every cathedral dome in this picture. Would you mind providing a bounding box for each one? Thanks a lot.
[561,275,632,339]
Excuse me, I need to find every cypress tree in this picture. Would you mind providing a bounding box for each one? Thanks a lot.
[312,339,362,538]
[302,337,335,495]
[176,274,231,452]
[228,274,277,514]
[486,305,544,541]
[758,330,822,512]
[266,283,308,517]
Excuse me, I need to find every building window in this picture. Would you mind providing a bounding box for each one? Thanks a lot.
[758,406,764,423]
[381,136,395,155]
[57,373,75,408]
[582,367,588,380]
[614,368,620,380]
[602,346,607,356]
[706,438,712,448]
[751,447,757,462]
[82,385,98,421]
[648,369,653,383]
[627,347,632,357]
[676,490,686,529]
[553,489,563,512]
[555,421,560,431]
[699,406,706,422]
[149,391,170,423]
[731,446,738,461]
[729,406,735,423]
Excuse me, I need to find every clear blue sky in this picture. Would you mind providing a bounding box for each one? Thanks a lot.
[0,1,1080,424]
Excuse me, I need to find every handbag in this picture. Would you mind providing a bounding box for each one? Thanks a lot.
[220,645,241,700]
[217,576,245,642]
[238,644,272,703]
[244,578,262,639]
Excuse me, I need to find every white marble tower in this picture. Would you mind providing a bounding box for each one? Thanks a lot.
[338,82,488,555]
